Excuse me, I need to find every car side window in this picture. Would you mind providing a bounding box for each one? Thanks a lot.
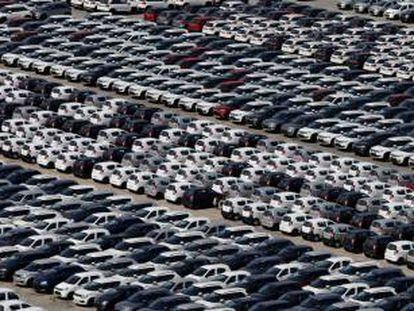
[8,293,18,300]
[205,270,214,277]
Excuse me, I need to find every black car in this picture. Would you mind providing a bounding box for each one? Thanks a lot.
[149,295,192,310]
[360,267,405,287]
[298,293,342,310]
[352,132,394,156]
[237,274,276,294]
[363,235,394,259]
[80,64,120,86]
[79,124,107,139]
[0,228,37,247]
[104,215,143,234]
[288,267,330,287]
[40,179,77,194]
[73,157,102,179]
[255,238,294,256]
[259,172,290,187]
[33,264,85,293]
[170,258,211,277]
[0,165,22,179]
[0,184,28,199]
[114,288,171,310]
[343,229,377,253]
[221,162,250,177]
[385,276,414,293]
[5,168,39,184]
[222,250,263,270]
[391,223,414,240]
[182,187,219,209]
[95,285,144,311]
[277,290,314,307]
[0,249,49,281]
[350,212,381,229]
[177,133,203,148]
[252,281,301,301]
[375,296,411,311]
[63,203,109,222]
[61,119,90,134]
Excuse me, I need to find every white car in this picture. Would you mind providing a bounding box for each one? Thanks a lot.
[384,241,414,264]
[301,218,335,241]
[67,229,110,245]
[91,161,122,183]
[73,276,129,306]
[383,186,412,202]
[331,283,370,300]
[54,271,105,299]
[304,274,354,294]
[164,182,194,203]
[279,213,312,235]
[348,287,396,307]
[126,171,155,194]
[187,264,231,282]
[109,166,140,188]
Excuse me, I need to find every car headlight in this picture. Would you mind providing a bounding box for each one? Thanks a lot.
[40,280,48,286]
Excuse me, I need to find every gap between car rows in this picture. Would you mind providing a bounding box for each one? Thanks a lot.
[0,63,410,176]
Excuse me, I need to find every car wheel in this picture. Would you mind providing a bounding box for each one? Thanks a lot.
[397,258,405,265]
[88,298,95,307]
[27,278,33,287]
[137,187,144,194]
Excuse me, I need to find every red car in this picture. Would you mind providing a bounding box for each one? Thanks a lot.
[144,11,158,22]
[11,30,37,42]
[218,80,244,92]
[388,93,413,106]
[185,17,211,32]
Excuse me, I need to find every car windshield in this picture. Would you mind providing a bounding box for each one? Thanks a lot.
[315,260,332,269]
[65,275,81,284]
[354,291,371,301]
[34,222,48,230]
[175,220,190,229]
[302,297,321,307]
[19,238,33,247]
[311,279,330,288]
[72,232,87,240]
[84,281,101,291]
[165,236,182,244]
[332,287,347,295]
[192,267,208,277]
